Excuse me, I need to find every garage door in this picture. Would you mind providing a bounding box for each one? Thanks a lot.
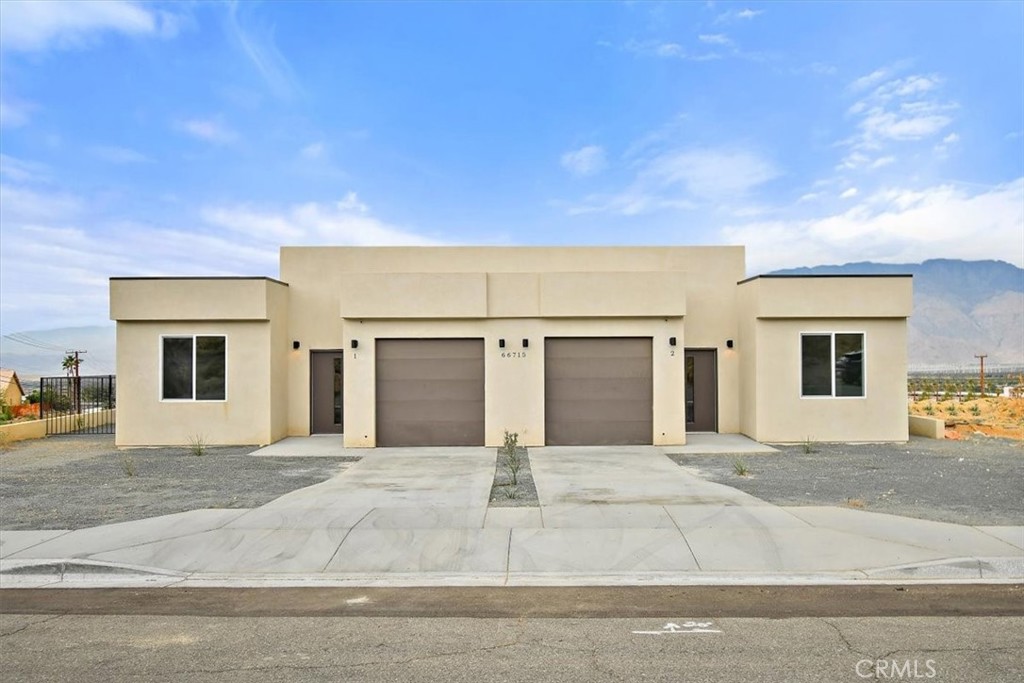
[545,337,653,446]
[376,339,485,447]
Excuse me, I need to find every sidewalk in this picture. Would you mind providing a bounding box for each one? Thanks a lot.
[2,443,1021,588]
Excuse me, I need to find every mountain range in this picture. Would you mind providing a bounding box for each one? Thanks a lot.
[1,259,1021,379]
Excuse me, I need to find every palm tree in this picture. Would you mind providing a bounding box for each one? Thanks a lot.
[61,354,83,414]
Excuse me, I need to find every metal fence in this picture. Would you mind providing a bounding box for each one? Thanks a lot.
[39,375,116,435]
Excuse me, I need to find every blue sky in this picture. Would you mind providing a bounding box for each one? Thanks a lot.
[1,0,1022,335]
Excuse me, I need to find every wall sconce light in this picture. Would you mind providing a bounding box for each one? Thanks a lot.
[292,341,300,350]
[351,339,359,349]
[499,338,506,348]
[522,339,529,348]
[669,337,677,347]
[726,339,734,349]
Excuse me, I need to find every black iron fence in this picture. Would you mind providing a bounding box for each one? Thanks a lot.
[39,375,116,435]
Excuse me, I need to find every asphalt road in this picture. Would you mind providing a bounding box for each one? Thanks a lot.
[2,611,1021,682]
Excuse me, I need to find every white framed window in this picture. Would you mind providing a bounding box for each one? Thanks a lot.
[161,335,226,401]
[800,332,864,398]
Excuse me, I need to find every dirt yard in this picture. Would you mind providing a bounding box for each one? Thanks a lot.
[908,396,1023,441]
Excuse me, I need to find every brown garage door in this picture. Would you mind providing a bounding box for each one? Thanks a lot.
[376,339,485,447]
[545,337,653,446]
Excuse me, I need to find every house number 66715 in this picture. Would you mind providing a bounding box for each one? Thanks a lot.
[501,352,527,358]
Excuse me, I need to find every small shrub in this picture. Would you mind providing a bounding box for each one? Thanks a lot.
[503,485,519,500]
[732,459,750,477]
[502,430,521,486]
[923,403,935,415]
[0,431,12,452]
[187,434,207,457]
[947,403,959,416]
[969,404,981,417]
[120,452,137,477]
[802,437,818,454]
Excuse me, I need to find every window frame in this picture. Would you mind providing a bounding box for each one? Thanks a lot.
[159,334,228,402]
[799,331,866,399]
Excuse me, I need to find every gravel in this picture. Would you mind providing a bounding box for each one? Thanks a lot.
[668,436,1024,526]
[0,435,358,531]
[3,434,1019,531]
[489,447,539,507]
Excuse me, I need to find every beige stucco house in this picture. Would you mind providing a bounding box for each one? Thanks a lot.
[1,368,25,408]
[110,246,912,447]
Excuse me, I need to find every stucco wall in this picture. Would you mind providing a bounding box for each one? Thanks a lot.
[281,246,744,444]
[267,281,291,443]
[115,321,275,446]
[748,318,909,442]
[110,277,285,320]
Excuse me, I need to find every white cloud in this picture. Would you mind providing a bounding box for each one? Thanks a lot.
[849,67,894,92]
[560,145,607,177]
[225,1,300,100]
[0,183,82,222]
[0,0,179,53]
[699,34,732,46]
[175,118,238,144]
[0,154,50,183]
[640,148,779,200]
[933,132,960,158]
[563,144,778,216]
[621,39,720,62]
[839,187,858,199]
[723,179,1024,274]
[202,193,438,247]
[0,97,34,127]
[89,145,151,164]
[840,67,958,171]
[300,141,326,160]
[716,8,763,23]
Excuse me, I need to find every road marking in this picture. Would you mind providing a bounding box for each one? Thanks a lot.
[632,621,722,635]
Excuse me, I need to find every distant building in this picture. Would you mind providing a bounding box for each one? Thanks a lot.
[0,368,25,406]
[110,246,913,447]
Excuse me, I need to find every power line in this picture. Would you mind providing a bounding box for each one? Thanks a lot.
[2,333,67,352]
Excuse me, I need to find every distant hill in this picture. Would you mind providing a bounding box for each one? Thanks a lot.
[0,325,116,380]
[771,259,1024,369]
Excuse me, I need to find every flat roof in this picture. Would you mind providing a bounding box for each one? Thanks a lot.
[110,276,289,286]
[737,273,913,285]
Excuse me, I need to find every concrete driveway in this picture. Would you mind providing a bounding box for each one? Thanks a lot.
[2,445,1021,586]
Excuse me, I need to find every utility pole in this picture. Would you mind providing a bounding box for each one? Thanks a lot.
[974,354,987,397]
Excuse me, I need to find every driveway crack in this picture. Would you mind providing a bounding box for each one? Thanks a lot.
[319,507,373,572]
[664,505,702,570]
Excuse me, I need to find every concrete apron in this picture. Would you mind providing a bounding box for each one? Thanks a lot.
[2,446,1022,588]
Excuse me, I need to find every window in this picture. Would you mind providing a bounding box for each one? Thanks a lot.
[801,333,864,398]
[162,336,226,400]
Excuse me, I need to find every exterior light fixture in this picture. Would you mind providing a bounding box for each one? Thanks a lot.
[499,339,506,348]
[522,339,529,348]
[726,339,734,349]
[351,339,359,349]
[669,337,677,347]
[292,341,300,350]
